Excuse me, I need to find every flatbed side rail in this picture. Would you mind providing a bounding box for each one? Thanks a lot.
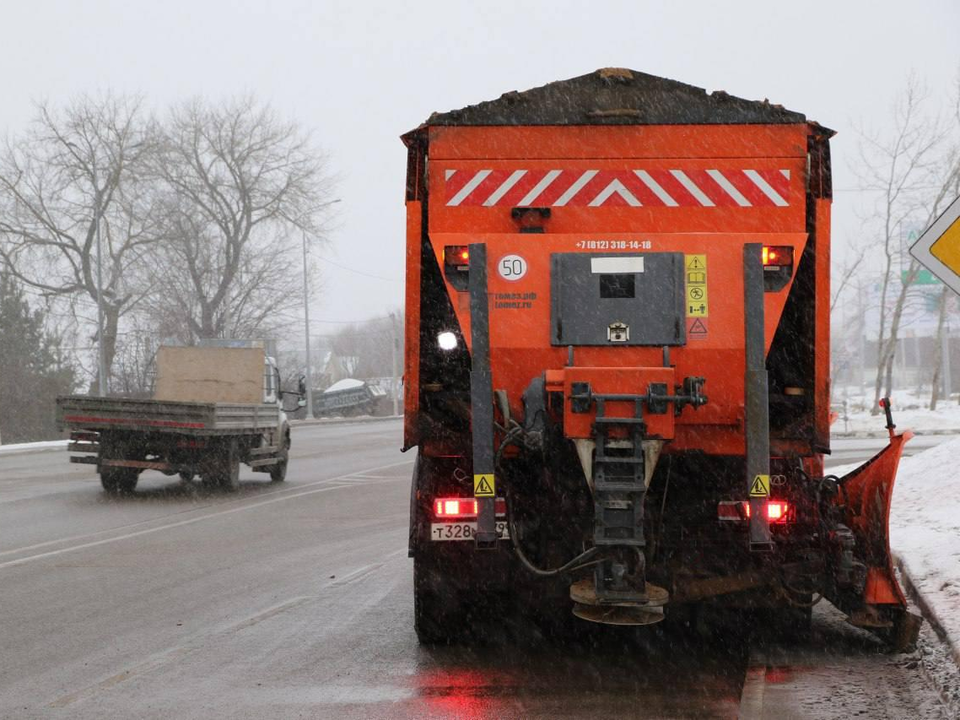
[56,396,278,435]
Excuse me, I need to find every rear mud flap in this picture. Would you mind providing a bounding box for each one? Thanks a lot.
[834,431,920,648]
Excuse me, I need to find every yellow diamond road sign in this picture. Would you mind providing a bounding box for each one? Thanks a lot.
[910,194,960,296]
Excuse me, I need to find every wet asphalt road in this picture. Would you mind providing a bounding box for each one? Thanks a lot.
[0,422,949,718]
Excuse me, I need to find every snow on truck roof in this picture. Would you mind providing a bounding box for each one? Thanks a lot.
[405,68,826,138]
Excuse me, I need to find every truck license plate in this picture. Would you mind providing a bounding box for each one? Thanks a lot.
[430,521,510,542]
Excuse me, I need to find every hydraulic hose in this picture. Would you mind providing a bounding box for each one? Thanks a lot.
[496,424,601,577]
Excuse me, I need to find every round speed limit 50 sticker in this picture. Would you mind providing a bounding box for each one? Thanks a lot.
[498,254,527,281]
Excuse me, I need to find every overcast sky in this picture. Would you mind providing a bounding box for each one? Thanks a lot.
[1,0,958,335]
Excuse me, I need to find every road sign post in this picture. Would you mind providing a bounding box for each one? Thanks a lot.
[910,195,960,296]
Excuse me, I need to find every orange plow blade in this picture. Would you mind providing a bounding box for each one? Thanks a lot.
[833,430,921,648]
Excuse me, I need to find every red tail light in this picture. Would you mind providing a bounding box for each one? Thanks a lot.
[442,246,471,290]
[718,500,791,524]
[444,245,470,267]
[766,500,789,522]
[762,245,793,268]
[433,497,507,518]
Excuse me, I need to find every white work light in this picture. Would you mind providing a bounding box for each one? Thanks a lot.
[437,332,458,351]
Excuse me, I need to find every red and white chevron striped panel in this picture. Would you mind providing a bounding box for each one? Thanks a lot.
[443,168,793,208]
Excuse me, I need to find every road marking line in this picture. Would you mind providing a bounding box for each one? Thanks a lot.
[0,461,410,559]
[738,649,767,719]
[48,648,194,708]
[228,596,314,633]
[329,549,406,587]
[0,499,229,558]
[0,459,413,571]
[48,597,313,708]
[47,552,407,707]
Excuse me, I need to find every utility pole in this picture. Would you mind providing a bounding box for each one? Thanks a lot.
[389,312,399,416]
[94,171,107,397]
[301,198,341,418]
[943,319,953,400]
[302,231,314,418]
[858,278,867,395]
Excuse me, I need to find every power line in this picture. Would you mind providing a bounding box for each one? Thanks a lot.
[310,313,396,325]
[314,255,403,282]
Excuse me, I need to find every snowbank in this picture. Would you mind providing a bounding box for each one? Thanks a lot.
[832,388,960,434]
[0,439,67,456]
[836,404,960,435]
[888,436,960,653]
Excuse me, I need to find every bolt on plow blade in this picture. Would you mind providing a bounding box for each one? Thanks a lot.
[833,431,920,650]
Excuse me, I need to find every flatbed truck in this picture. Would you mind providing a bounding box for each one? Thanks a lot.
[57,345,303,494]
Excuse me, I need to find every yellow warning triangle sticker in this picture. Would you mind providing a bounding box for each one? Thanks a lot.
[474,474,495,497]
[687,257,705,270]
[749,474,770,498]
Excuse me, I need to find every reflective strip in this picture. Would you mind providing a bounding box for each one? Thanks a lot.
[634,170,678,206]
[670,170,715,207]
[553,170,598,206]
[442,168,792,207]
[483,170,527,207]
[589,179,641,207]
[517,169,562,206]
[706,169,751,207]
[447,170,491,206]
[744,169,788,207]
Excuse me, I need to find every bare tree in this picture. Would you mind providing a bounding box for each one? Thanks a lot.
[830,241,868,315]
[149,97,333,341]
[929,287,954,410]
[853,75,956,412]
[328,313,403,379]
[929,74,960,409]
[0,95,160,391]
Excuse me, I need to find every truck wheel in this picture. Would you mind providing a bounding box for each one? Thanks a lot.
[208,439,241,492]
[270,432,290,483]
[270,449,288,482]
[100,467,139,495]
[414,553,458,644]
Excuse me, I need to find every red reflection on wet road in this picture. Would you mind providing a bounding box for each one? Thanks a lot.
[412,666,519,717]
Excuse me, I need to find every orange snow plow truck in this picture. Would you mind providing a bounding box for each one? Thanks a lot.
[401,69,918,648]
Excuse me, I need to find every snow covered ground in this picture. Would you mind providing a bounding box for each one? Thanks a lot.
[832,388,960,435]
[888,436,960,654]
[0,439,67,456]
